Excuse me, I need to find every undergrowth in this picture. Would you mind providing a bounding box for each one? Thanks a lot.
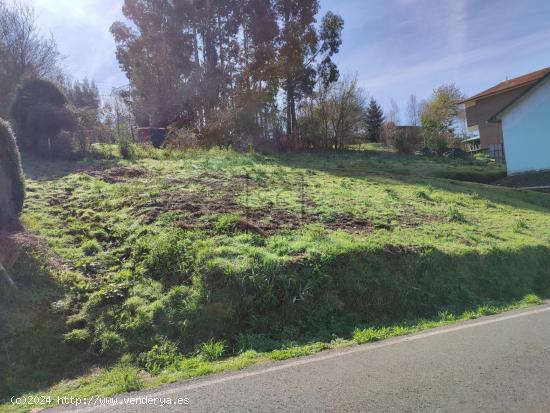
[2,146,549,409]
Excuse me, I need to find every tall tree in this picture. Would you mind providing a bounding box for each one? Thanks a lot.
[111,0,195,127]
[365,98,384,142]
[420,83,465,153]
[276,2,343,141]
[67,78,100,109]
[0,0,60,117]
[111,0,342,147]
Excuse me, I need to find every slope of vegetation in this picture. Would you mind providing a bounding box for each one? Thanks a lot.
[496,170,550,190]
[2,146,550,408]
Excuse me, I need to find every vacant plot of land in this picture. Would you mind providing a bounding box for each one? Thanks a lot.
[2,146,550,408]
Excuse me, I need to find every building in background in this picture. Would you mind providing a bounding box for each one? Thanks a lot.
[490,72,550,175]
[462,66,550,163]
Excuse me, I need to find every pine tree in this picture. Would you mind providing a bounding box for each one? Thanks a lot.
[365,98,384,142]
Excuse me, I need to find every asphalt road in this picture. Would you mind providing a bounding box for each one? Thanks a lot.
[52,305,550,413]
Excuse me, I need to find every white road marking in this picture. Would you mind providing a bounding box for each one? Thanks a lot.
[71,305,550,412]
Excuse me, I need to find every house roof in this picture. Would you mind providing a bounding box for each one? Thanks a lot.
[462,66,550,104]
[489,72,550,122]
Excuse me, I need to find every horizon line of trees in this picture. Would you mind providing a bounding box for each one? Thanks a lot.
[1,0,469,158]
[111,0,345,149]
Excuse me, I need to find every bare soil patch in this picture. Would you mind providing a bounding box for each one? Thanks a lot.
[131,173,440,235]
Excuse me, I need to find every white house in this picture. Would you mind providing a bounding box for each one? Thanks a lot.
[491,73,550,175]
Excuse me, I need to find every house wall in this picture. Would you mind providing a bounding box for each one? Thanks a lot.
[465,85,532,149]
[500,78,550,175]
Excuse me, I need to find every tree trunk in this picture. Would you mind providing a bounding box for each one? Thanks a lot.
[290,95,297,142]
[286,85,292,138]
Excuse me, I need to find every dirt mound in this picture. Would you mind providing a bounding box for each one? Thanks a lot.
[0,231,65,271]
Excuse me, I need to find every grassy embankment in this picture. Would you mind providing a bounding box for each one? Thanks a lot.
[1,145,549,411]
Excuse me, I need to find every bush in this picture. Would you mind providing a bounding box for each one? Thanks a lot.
[394,129,416,154]
[164,127,199,150]
[0,118,25,231]
[199,339,226,361]
[118,135,136,160]
[102,365,143,393]
[137,229,195,286]
[142,339,180,374]
[12,79,77,159]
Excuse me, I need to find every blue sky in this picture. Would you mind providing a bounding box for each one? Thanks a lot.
[24,0,550,122]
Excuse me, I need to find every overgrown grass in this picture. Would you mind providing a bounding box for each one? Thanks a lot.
[1,296,541,413]
[2,146,550,410]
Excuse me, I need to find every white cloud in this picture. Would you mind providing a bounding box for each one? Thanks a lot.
[361,28,550,90]
[20,0,127,88]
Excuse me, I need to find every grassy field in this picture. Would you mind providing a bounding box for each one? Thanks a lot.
[2,145,550,410]
[496,170,550,190]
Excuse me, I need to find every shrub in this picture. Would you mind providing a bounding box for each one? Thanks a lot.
[137,229,195,285]
[514,218,528,233]
[0,118,25,231]
[142,339,180,374]
[394,129,416,154]
[118,135,136,160]
[12,79,77,158]
[199,339,226,361]
[164,127,199,150]
[102,365,143,393]
[63,328,91,345]
[235,334,279,353]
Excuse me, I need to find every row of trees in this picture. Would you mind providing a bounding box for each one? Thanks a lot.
[1,0,468,157]
[111,0,344,148]
[294,77,466,153]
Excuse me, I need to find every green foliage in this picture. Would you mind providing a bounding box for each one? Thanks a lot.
[63,329,91,345]
[0,118,25,229]
[214,213,241,233]
[81,239,102,256]
[447,207,466,223]
[521,294,542,305]
[514,218,529,233]
[118,135,136,160]
[137,229,195,285]
[8,147,550,403]
[199,339,226,361]
[365,98,384,142]
[11,79,77,158]
[142,339,180,374]
[101,365,143,393]
[421,84,465,154]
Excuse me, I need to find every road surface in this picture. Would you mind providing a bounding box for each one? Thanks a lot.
[52,305,550,413]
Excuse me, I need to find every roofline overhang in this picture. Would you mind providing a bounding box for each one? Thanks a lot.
[488,72,550,123]
[461,81,540,105]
